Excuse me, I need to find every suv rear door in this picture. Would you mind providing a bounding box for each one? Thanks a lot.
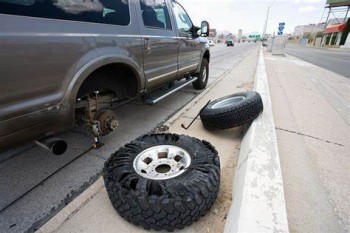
[138,0,178,90]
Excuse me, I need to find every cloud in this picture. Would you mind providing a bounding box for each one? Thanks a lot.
[298,6,318,12]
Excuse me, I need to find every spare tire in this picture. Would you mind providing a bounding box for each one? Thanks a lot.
[200,91,263,130]
[103,134,220,231]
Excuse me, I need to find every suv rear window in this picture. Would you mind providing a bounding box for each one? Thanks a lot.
[0,0,130,26]
[140,0,171,30]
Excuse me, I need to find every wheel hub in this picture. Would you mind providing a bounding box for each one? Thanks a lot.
[133,145,191,180]
[93,109,118,136]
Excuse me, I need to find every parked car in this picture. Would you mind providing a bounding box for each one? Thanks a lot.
[208,40,215,46]
[226,40,234,47]
[0,0,210,153]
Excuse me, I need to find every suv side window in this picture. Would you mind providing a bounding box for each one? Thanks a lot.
[0,0,130,26]
[172,2,193,37]
[140,0,171,30]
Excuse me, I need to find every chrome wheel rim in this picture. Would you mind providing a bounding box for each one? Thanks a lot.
[211,96,245,109]
[133,145,191,180]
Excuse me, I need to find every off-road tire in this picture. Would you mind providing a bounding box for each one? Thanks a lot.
[103,134,220,231]
[200,91,263,130]
[192,58,209,90]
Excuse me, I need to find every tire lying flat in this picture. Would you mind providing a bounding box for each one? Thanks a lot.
[103,134,220,231]
[200,91,263,130]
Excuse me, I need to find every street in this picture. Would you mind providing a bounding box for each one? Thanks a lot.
[285,44,350,78]
[0,42,259,233]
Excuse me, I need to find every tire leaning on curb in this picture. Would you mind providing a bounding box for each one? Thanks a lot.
[200,91,263,130]
[103,134,220,231]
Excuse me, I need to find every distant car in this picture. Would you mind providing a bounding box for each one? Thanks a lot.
[262,41,268,47]
[208,40,215,46]
[226,40,234,47]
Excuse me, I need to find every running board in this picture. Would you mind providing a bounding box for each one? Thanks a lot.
[144,77,198,105]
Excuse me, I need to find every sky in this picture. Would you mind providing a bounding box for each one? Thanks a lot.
[178,0,328,35]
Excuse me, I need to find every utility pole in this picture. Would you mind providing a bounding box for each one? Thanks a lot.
[263,0,276,39]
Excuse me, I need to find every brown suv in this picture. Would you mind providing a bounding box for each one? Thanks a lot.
[0,0,210,152]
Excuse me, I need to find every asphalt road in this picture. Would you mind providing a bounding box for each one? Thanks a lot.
[285,44,350,78]
[0,42,259,233]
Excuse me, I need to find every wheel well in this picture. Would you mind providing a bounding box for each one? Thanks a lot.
[77,63,139,99]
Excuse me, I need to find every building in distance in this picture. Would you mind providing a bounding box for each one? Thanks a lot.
[293,23,325,37]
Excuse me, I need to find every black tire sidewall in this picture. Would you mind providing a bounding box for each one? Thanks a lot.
[103,134,220,231]
[200,91,263,130]
[105,134,218,181]
[203,91,255,113]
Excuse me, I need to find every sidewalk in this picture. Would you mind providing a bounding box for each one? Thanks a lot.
[38,47,261,233]
[289,42,350,52]
[308,45,350,52]
[265,52,350,232]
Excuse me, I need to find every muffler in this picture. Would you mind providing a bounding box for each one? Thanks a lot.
[35,137,67,155]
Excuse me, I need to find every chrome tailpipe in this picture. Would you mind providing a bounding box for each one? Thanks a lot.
[35,137,67,155]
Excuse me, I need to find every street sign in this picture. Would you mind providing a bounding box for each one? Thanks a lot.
[278,22,285,35]
[248,34,261,41]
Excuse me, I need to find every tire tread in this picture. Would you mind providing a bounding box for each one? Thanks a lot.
[200,91,263,130]
[103,134,220,231]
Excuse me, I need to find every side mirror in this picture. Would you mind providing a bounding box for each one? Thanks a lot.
[200,21,209,37]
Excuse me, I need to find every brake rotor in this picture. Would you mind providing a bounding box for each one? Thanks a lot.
[94,109,118,136]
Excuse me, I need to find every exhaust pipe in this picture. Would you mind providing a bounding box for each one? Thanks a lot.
[35,137,67,155]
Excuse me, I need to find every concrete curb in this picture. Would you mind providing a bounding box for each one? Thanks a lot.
[224,48,289,233]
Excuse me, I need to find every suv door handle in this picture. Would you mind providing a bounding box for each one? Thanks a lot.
[144,38,151,53]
